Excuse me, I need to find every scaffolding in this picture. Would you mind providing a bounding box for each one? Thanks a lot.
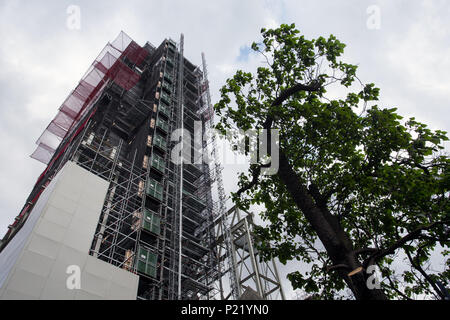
[215,207,285,300]
[1,31,282,301]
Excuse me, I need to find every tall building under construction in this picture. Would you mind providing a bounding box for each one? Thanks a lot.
[0,32,284,300]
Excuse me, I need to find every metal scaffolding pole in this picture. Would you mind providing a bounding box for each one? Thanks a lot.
[177,33,185,300]
[201,52,240,300]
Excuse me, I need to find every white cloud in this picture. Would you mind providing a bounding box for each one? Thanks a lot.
[385,5,450,95]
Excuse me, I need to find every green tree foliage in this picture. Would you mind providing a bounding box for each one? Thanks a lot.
[215,24,449,300]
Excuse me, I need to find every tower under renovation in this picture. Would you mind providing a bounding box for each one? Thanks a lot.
[0,32,284,300]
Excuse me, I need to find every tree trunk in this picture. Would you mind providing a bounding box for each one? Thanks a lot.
[276,150,388,300]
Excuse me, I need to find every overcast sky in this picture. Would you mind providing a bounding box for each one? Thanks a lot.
[0,0,449,299]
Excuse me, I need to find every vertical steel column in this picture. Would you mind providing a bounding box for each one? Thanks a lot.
[272,258,286,300]
[177,34,185,300]
[244,217,263,297]
[226,207,285,300]
[201,52,240,300]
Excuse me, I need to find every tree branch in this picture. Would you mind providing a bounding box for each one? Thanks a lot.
[234,162,272,198]
[271,81,321,108]
[263,80,321,130]
[363,220,449,268]
[308,183,325,208]
[405,243,445,300]
[382,269,412,300]
[324,264,351,272]
[308,183,336,211]
[235,80,321,198]
[353,247,379,257]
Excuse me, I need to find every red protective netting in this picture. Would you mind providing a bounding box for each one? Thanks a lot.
[107,61,141,90]
[122,41,149,66]
[47,122,66,138]
[53,111,74,130]
[30,142,54,166]
[31,31,147,165]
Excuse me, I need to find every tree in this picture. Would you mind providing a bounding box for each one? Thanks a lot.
[214,24,449,300]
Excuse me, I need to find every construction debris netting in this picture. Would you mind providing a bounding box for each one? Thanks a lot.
[31,31,148,164]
